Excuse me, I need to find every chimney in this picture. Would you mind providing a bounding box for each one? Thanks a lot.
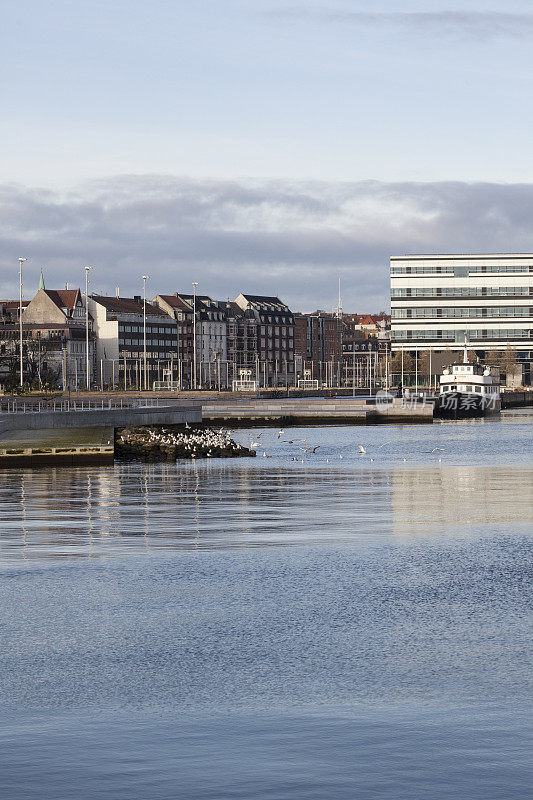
[133,295,142,303]
[115,286,120,297]
[65,282,69,289]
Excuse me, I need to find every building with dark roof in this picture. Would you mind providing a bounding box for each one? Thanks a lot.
[220,301,258,383]
[0,286,94,390]
[88,294,178,389]
[174,294,227,387]
[234,294,294,385]
[153,294,194,387]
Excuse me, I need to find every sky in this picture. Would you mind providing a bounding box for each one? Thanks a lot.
[1,0,532,311]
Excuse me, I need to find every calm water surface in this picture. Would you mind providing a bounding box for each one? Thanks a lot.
[1,413,532,799]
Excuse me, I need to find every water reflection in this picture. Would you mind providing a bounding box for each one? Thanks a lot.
[1,457,531,560]
[391,466,533,538]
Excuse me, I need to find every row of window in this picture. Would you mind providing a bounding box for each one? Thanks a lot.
[119,338,177,347]
[260,315,292,324]
[120,324,177,334]
[121,351,175,359]
[392,307,533,319]
[391,286,533,298]
[260,338,294,347]
[260,325,291,335]
[392,329,533,340]
[391,265,533,275]
[70,342,86,354]
[442,385,498,393]
[259,352,294,360]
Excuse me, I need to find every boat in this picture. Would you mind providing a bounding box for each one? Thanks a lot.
[434,344,501,419]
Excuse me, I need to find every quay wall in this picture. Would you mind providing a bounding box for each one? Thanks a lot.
[501,391,533,408]
[201,398,433,425]
[0,405,201,436]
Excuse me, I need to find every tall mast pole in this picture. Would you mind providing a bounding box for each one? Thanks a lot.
[192,282,198,389]
[18,258,27,387]
[142,276,148,391]
[84,267,92,390]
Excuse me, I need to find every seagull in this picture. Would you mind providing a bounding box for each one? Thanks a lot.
[278,429,284,438]
[339,455,344,459]
[301,445,320,453]
[378,442,391,448]
[357,444,366,454]
[431,447,445,452]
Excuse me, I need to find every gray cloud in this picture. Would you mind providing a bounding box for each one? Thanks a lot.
[274,9,533,40]
[1,176,532,313]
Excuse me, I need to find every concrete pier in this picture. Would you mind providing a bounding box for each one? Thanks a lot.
[0,401,201,467]
[0,427,115,467]
[0,401,201,438]
[201,397,433,426]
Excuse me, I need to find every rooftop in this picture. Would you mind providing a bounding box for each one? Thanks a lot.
[91,295,165,316]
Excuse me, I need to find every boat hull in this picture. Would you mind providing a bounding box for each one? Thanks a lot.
[434,392,500,419]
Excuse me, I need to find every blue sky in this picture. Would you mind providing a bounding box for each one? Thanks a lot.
[1,0,532,309]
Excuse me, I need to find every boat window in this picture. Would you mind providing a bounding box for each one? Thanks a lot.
[475,386,481,392]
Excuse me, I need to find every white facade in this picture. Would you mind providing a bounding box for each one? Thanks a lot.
[390,255,533,369]
[88,296,178,388]
[198,316,227,365]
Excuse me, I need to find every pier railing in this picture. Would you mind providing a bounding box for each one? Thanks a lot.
[0,398,170,415]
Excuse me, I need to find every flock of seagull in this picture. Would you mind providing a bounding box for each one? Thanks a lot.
[247,429,445,463]
[119,425,446,463]
[118,425,244,458]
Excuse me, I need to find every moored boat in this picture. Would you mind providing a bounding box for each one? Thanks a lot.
[434,345,500,419]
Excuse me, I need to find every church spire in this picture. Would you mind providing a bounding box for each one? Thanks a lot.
[38,269,45,290]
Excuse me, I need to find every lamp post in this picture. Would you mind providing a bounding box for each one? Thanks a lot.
[192,282,198,389]
[142,275,148,391]
[84,267,92,390]
[18,257,27,387]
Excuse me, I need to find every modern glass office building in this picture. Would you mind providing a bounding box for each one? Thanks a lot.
[390,254,533,382]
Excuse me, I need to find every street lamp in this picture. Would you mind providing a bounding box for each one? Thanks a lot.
[142,275,148,391]
[84,267,93,390]
[18,257,27,387]
[192,281,198,389]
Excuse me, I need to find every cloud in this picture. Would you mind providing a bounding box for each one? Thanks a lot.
[273,9,533,41]
[1,176,532,313]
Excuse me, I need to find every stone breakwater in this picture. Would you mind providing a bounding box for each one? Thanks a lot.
[115,426,256,462]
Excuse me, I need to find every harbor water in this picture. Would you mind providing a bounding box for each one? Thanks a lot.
[1,412,532,799]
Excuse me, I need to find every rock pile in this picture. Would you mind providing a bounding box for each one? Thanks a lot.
[115,426,255,462]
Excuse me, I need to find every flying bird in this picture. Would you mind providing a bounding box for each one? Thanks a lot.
[357,444,366,454]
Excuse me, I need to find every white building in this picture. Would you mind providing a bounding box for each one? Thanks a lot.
[390,254,533,383]
[88,295,178,389]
